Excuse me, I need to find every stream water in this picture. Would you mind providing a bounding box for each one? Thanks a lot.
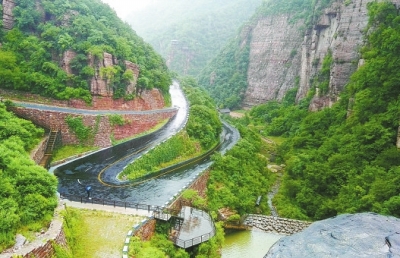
[222,230,282,258]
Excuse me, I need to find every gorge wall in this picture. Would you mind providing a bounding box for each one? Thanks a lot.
[243,0,400,110]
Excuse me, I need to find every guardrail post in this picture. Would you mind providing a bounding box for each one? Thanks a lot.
[125,202,126,209]
[80,197,82,203]
[114,201,116,207]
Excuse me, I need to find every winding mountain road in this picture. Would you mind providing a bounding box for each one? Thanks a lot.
[49,82,240,207]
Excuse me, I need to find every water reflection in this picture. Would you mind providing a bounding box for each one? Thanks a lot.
[222,230,282,258]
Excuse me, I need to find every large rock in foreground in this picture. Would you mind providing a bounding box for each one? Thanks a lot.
[265,213,400,258]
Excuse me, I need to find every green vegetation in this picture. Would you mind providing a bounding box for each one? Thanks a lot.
[128,220,224,258]
[120,77,221,181]
[207,123,276,216]
[57,207,144,257]
[198,0,334,109]
[0,0,171,102]
[312,49,333,94]
[65,115,100,145]
[108,114,126,126]
[121,131,200,180]
[52,145,99,162]
[128,0,262,76]
[197,36,250,109]
[0,103,58,251]
[237,2,400,221]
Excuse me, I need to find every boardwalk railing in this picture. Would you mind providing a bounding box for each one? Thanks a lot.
[173,226,216,249]
[60,193,166,212]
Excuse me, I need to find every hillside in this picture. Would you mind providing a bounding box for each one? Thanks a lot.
[225,1,400,220]
[0,0,171,104]
[126,0,262,76]
[198,0,400,109]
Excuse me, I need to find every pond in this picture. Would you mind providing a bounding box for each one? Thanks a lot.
[222,229,283,258]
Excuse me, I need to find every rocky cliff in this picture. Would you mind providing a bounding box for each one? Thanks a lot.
[243,0,400,110]
[2,0,15,30]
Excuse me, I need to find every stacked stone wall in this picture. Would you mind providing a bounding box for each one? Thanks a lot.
[8,107,177,148]
[135,219,156,241]
[244,214,311,235]
[30,135,49,164]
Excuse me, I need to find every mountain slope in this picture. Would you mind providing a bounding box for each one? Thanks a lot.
[199,0,400,109]
[126,0,262,76]
[0,0,171,103]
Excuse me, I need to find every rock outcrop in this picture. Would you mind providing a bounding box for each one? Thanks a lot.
[243,15,304,107]
[124,60,140,95]
[60,50,77,75]
[397,125,400,149]
[243,0,400,110]
[2,0,16,30]
[265,213,400,258]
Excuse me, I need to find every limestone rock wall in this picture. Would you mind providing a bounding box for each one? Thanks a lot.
[2,0,15,30]
[243,0,400,110]
[90,52,114,97]
[60,50,77,75]
[124,60,140,95]
[243,15,304,107]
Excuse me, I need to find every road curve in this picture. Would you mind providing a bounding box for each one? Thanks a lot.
[51,82,240,207]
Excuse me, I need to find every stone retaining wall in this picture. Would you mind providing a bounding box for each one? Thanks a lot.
[30,135,49,164]
[9,107,177,148]
[244,214,311,235]
[0,88,165,111]
[0,203,67,258]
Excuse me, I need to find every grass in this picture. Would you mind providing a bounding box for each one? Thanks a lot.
[63,208,144,258]
[52,145,99,162]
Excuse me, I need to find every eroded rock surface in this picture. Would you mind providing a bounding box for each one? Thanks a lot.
[265,213,400,258]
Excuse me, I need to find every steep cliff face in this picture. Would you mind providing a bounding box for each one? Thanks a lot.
[61,50,140,97]
[243,15,304,107]
[2,0,15,30]
[243,0,400,109]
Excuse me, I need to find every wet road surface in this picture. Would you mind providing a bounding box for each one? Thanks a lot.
[52,82,239,207]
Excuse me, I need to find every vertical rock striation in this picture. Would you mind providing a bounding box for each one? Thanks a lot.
[2,0,15,30]
[243,15,304,107]
[243,0,400,110]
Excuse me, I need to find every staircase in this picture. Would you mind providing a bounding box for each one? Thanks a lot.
[39,129,61,168]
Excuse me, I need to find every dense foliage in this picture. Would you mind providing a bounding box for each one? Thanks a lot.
[198,0,334,109]
[127,0,262,76]
[128,220,224,258]
[197,36,250,109]
[0,0,171,101]
[0,103,58,251]
[120,77,221,181]
[243,2,400,221]
[207,123,275,216]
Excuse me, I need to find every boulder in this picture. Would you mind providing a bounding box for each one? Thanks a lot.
[265,213,400,257]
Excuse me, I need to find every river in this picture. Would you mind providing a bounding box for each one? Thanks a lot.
[222,230,283,258]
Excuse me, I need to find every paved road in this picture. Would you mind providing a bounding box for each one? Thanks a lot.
[50,81,240,210]
[12,99,177,115]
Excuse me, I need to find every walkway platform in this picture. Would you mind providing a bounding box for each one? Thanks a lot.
[173,206,215,248]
